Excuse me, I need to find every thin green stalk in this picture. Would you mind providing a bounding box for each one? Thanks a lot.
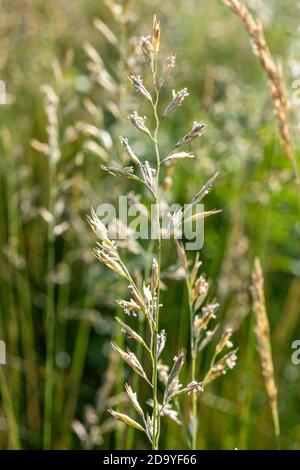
[150,63,162,448]
[41,86,60,450]
[55,277,71,440]
[43,156,56,449]
[112,3,131,448]
[239,314,256,449]
[191,357,197,448]
[4,145,21,431]
[0,367,20,449]
[114,312,126,450]
[17,270,41,432]
[62,314,91,448]
[151,322,159,450]
[185,277,197,449]
[125,241,153,450]
[125,316,144,450]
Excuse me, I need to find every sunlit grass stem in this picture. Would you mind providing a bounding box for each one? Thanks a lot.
[150,52,162,450]
[185,278,198,449]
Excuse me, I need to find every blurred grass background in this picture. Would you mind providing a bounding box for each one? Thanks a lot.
[0,0,299,449]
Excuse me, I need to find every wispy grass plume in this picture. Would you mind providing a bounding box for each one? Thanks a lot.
[251,257,280,439]
[224,0,299,181]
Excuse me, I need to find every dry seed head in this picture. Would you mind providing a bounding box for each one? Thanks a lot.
[129,75,152,102]
[164,378,182,403]
[115,317,149,350]
[111,342,151,385]
[128,111,152,138]
[202,302,219,317]
[152,14,161,54]
[167,349,186,387]
[116,299,140,317]
[120,137,140,166]
[215,327,233,355]
[143,284,152,304]
[145,415,153,443]
[157,330,167,358]
[167,209,183,234]
[204,349,238,385]
[193,304,217,331]
[191,172,219,205]
[187,209,222,223]
[142,284,160,324]
[124,384,144,419]
[251,257,280,437]
[101,164,139,181]
[174,121,205,150]
[140,161,156,194]
[164,54,176,71]
[140,36,154,70]
[41,85,61,164]
[160,54,176,86]
[192,275,209,303]
[170,380,204,400]
[93,252,126,277]
[163,88,189,118]
[128,285,153,326]
[93,242,125,277]
[108,409,145,432]
[87,207,110,244]
[224,0,297,177]
[163,151,195,165]
[156,403,181,425]
[128,285,148,314]
[95,241,118,259]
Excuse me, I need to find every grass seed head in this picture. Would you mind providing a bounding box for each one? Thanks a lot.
[152,14,161,54]
[251,257,280,437]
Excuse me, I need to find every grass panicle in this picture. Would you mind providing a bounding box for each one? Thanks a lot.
[251,258,280,439]
[224,0,299,181]
[88,15,238,450]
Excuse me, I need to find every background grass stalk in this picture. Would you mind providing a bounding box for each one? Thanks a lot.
[42,87,60,449]
[125,240,154,450]
[150,51,162,449]
[0,367,20,449]
[43,155,56,449]
[186,278,198,449]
